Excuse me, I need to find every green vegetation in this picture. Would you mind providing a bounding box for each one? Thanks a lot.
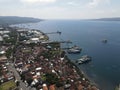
[3,30,17,45]
[0,66,2,76]
[41,74,46,81]
[19,36,28,41]
[44,73,64,87]
[5,47,13,59]
[4,37,16,45]
[45,73,59,85]
[41,35,49,41]
[0,80,16,90]
[0,16,41,25]
[49,42,60,48]
[39,42,61,59]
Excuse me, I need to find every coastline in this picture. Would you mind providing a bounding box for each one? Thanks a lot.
[65,55,99,89]
[5,25,99,90]
[2,20,120,90]
[23,27,99,89]
[33,28,99,89]
[11,20,120,90]
[78,66,100,88]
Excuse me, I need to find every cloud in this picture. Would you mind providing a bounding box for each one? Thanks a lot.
[20,0,56,3]
[67,2,77,6]
[87,0,110,8]
[88,0,100,7]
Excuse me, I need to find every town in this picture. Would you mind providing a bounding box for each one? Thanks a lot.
[0,26,98,90]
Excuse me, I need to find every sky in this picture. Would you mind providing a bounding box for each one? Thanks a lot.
[0,0,120,19]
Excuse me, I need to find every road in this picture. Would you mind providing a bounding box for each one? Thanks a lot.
[7,63,36,90]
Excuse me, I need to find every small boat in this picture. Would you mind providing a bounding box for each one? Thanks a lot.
[102,39,107,43]
[76,55,92,64]
[67,45,82,54]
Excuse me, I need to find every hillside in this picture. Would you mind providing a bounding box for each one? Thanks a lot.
[0,16,42,25]
[93,17,120,21]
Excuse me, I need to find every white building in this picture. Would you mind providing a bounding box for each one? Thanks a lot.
[0,36,3,41]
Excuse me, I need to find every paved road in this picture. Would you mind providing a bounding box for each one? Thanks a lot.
[7,63,36,90]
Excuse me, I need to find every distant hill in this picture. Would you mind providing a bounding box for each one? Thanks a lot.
[92,17,120,21]
[0,16,42,25]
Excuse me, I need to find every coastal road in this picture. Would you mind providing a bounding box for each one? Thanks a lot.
[7,63,36,90]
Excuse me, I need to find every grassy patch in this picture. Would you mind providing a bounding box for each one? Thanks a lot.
[0,80,16,90]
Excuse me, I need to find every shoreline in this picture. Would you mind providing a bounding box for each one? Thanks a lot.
[28,27,99,88]
[11,21,119,90]
[27,27,99,89]
[8,26,99,90]
[65,55,99,89]
[78,66,100,88]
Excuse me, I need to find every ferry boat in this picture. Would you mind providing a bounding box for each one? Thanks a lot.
[67,45,82,54]
[76,55,92,64]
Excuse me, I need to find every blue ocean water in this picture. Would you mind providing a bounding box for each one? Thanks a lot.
[15,20,120,90]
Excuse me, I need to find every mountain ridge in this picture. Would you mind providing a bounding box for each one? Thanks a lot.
[0,16,42,25]
[91,17,120,21]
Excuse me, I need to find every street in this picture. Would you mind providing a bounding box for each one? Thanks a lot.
[7,63,36,90]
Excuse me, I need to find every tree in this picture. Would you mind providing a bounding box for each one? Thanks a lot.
[45,73,59,85]
[5,47,12,59]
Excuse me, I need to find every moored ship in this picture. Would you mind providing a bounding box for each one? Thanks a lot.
[67,45,82,54]
[76,55,92,64]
